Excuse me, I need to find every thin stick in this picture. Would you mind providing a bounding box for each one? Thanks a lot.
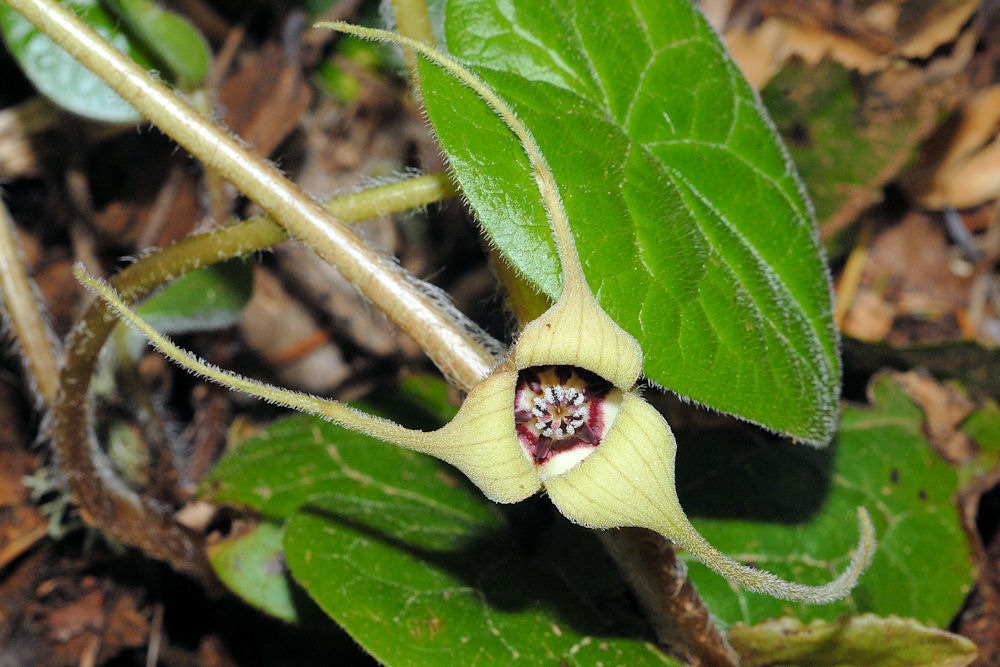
[0,198,60,405]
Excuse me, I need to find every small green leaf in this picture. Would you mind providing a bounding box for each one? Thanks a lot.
[314,36,381,103]
[135,259,253,334]
[419,0,839,442]
[727,614,978,667]
[283,492,678,666]
[678,373,973,627]
[102,0,211,88]
[0,0,148,122]
[118,259,253,358]
[202,412,482,523]
[960,398,1000,476]
[207,521,300,623]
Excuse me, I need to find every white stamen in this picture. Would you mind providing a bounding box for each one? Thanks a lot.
[523,378,594,442]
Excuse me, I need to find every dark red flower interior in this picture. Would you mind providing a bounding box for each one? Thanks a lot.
[514,365,613,464]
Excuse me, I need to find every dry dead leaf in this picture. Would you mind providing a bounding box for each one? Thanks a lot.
[895,370,976,462]
[841,289,897,342]
[218,43,313,159]
[845,212,974,344]
[724,16,885,88]
[722,0,979,88]
[733,0,979,238]
[0,97,57,179]
[47,587,105,643]
[273,223,421,360]
[102,593,150,651]
[0,410,46,570]
[904,86,1000,210]
[240,265,350,392]
[89,152,203,249]
[897,0,980,59]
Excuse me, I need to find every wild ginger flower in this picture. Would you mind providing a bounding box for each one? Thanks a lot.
[76,22,876,604]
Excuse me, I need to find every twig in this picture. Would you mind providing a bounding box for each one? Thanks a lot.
[833,222,873,330]
[599,529,740,666]
[0,524,47,571]
[0,198,60,406]
[944,207,982,262]
[146,602,165,667]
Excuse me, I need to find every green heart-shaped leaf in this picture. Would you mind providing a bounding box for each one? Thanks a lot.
[283,491,678,666]
[419,0,838,442]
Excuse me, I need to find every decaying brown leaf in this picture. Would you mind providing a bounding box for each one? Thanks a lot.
[721,0,979,88]
[716,0,985,240]
[841,211,974,344]
[895,370,977,462]
[239,265,350,393]
[903,86,1000,210]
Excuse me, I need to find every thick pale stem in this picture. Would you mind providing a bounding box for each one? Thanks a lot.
[3,0,494,388]
[0,199,60,405]
[320,22,588,294]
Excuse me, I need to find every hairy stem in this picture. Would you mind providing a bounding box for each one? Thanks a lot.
[390,0,436,74]
[3,0,494,388]
[0,198,60,406]
[52,175,460,580]
[598,529,739,666]
[324,22,587,293]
